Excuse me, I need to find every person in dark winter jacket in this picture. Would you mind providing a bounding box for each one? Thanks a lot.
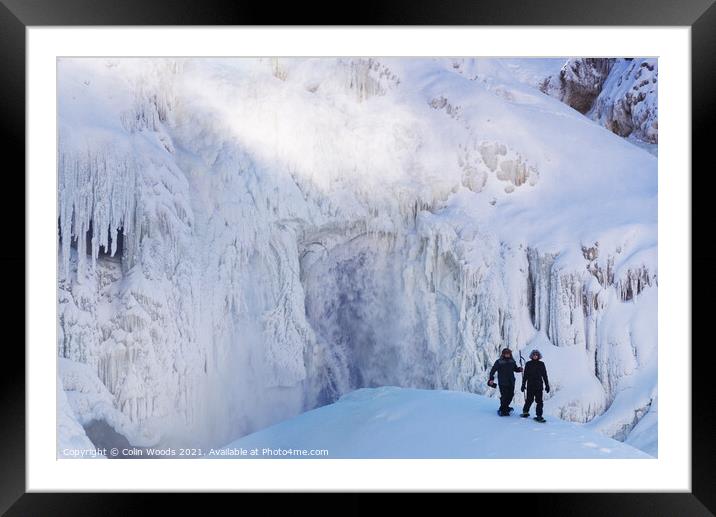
[520,349,550,422]
[488,348,523,416]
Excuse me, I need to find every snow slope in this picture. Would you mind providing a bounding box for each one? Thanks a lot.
[220,387,651,458]
[57,58,657,456]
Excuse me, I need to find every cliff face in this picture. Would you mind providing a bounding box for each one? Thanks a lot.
[591,59,658,144]
[57,58,657,455]
[540,58,616,114]
[541,58,658,146]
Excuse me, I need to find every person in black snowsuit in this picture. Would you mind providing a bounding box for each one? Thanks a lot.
[488,348,522,416]
[520,349,550,422]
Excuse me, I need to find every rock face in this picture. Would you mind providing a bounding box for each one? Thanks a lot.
[591,59,658,144]
[541,58,616,114]
[541,58,658,145]
[56,58,657,456]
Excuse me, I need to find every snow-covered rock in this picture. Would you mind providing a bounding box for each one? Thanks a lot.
[219,387,652,458]
[591,59,658,145]
[541,58,658,147]
[541,58,615,114]
[57,57,657,455]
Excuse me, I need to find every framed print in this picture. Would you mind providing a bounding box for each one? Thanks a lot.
[3,0,713,513]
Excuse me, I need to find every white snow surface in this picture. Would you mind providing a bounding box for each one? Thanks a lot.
[221,387,651,458]
[57,58,657,456]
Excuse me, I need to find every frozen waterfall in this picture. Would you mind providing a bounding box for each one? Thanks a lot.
[57,57,658,456]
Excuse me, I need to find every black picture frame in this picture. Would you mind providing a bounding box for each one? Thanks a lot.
[2,0,711,514]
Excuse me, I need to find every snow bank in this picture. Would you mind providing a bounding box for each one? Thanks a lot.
[57,377,99,457]
[59,358,158,447]
[220,387,651,458]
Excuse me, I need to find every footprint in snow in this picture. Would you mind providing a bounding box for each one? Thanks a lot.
[583,441,598,448]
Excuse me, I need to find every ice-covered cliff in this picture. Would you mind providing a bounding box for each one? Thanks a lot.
[540,58,658,150]
[57,57,657,456]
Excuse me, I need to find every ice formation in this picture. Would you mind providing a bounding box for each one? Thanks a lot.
[57,58,658,456]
